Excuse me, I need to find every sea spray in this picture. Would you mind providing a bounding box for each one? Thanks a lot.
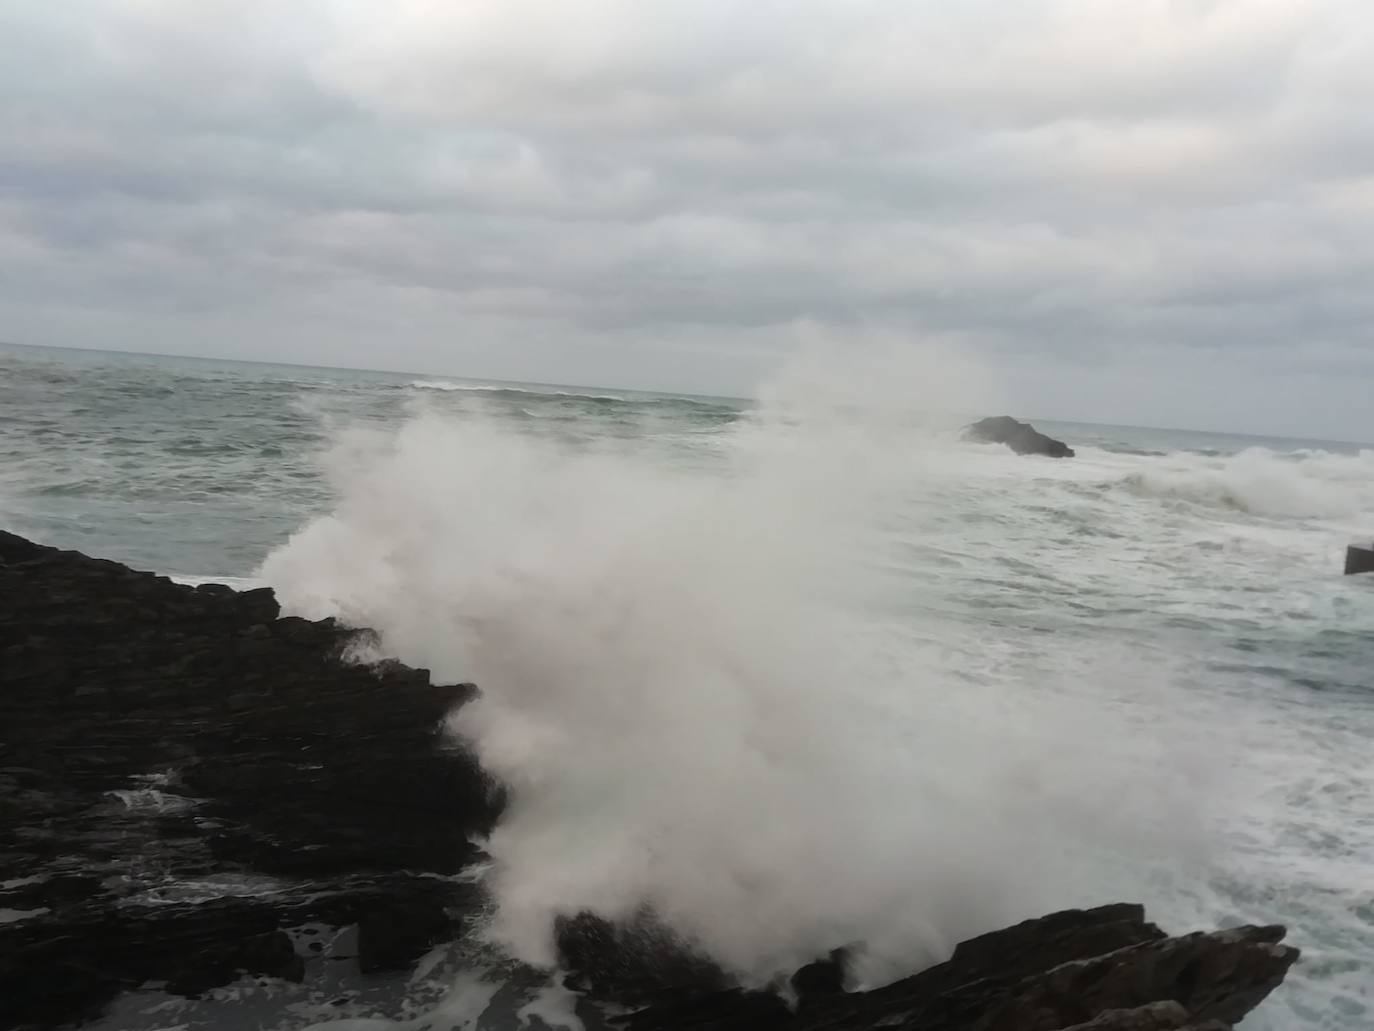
[1122,446,1374,521]
[260,345,1222,984]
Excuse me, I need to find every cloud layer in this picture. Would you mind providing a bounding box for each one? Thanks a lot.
[2,0,1372,438]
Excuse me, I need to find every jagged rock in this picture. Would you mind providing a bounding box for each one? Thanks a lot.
[791,948,849,1003]
[965,416,1075,457]
[357,891,462,974]
[786,904,1167,1031]
[614,907,1298,1031]
[557,910,732,1004]
[946,924,1297,1030]
[0,530,500,1028]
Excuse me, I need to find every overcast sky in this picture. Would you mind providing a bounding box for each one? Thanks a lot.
[2,1,1372,439]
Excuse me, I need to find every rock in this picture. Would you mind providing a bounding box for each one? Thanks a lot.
[791,948,849,1003]
[614,907,1298,1031]
[965,416,1075,458]
[557,911,732,1004]
[1,876,477,1028]
[1345,544,1374,575]
[953,924,1297,1031]
[936,903,1166,987]
[357,893,460,974]
[0,530,500,1028]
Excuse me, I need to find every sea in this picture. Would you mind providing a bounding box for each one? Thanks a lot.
[2,340,1372,1031]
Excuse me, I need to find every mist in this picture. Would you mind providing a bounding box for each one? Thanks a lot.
[260,346,1220,982]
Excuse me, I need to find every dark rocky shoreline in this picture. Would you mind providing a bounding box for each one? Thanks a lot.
[0,531,1298,1030]
[0,529,501,1028]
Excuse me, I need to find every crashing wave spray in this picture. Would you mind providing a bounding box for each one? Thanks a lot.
[1123,447,1374,521]
[260,343,1217,984]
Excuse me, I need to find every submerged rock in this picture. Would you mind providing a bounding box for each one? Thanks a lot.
[965,415,1076,457]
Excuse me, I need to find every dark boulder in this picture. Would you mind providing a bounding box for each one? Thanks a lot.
[1345,544,1374,575]
[791,948,850,1003]
[965,416,1076,457]
[357,892,462,975]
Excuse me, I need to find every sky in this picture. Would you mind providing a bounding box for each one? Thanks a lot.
[1,0,1372,440]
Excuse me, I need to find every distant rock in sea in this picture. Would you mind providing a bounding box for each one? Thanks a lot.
[965,415,1076,457]
[1345,543,1374,575]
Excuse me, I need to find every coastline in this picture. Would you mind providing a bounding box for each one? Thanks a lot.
[0,530,1299,1030]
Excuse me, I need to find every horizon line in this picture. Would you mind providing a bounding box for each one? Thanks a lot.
[3,338,1369,448]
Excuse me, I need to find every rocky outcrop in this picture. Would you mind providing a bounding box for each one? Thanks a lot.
[0,530,501,1029]
[965,416,1076,457]
[601,905,1298,1031]
[0,532,1300,1031]
[1346,544,1374,575]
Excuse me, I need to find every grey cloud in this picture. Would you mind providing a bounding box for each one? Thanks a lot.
[1,0,1372,439]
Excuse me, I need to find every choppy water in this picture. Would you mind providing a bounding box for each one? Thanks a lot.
[2,341,1373,1030]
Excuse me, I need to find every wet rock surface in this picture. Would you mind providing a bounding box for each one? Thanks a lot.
[0,530,499,1029]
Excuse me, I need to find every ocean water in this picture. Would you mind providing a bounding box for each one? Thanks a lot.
[2,341,1373,1030]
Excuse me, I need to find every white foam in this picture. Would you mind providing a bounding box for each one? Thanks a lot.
[0,907,48,924]
[516,981,584,1031]
[297,973,499,1031]
[108,788,199,814]
[411,380,627,402]
[1121,447,1374,521]
[168,573,265,591]
[410,379,473,392]
[262,345,1220,983]
[1,876,44,890]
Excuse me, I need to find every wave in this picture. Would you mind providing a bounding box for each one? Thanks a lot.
[1121,447,1374,520]
[410,380,743,417]
[261,346,1209,984]
[1100,445,1168,458]
[168,573,265,591]
[411,380,629,402]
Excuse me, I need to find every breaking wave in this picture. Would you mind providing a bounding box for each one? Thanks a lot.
[410,379,628,402]
[1121,447,1374,520]
[261,346,1217,985]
